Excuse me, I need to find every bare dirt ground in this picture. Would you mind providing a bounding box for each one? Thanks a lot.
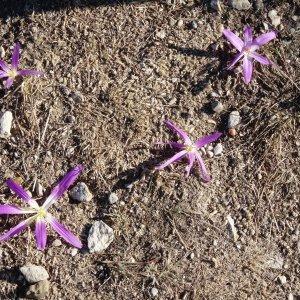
[0,0,299,299]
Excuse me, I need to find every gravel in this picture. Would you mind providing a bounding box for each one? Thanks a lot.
[229,0,251,10]
[228,111,240,128]
[213,143,223,156]
[108,192,119,204]
[0,111,13,138]
[211,100,224,113]
[268,10,281,27]
[25,280,50,299]
[150,287,159,297]
[88,221,114,253]
[20,264,49,284]
[69,182,93,202]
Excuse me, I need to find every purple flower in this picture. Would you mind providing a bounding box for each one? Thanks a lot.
[0,165,83,250]
[156,120,222,182]
[223,26,276,84]
[0,43,43,89]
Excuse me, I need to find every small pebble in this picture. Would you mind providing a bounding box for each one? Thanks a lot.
[211,100,224,113]
[69,182,93,202]
[188,252,195,260]
[207,145,213,151]
[190,20,198,29]
[0,111,13,138]
[52,239,62,247]
[177,19,184,28]
[35,182,44,197]
[156,30,166,39]
[20,264,49,284]
[200,147,206,155]
[228,111,240,128]
[213,143,223,156]
[229,0,251,11]
[207,150,214,158]
[211,0,222,11]
[0,46,5,58]
[69,91,84,103]
[108,192,118,204]
[71,248,78,257]
[228,128,237,137]
[150,287,159,298]
[277,275,287,285]
[268,10,281,27]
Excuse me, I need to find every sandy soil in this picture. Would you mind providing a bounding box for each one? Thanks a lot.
[0,0,299,299]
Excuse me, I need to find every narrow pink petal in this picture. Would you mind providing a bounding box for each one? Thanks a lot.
[18,69,43,77]
[250,52,271,65]
[195,132,222,149]
[253,31,276,46]
[48,216,82,248]
[4,78,14,89]
[185,153,196,177]
[0,217,35,242]
[6,179,39,209]
[243,57,253,84]
[35,219,47,251]
[164,120,191,143]
[0,60,10,72]
[223,29,244,52]
[0,204,34,215]
[243,26,253,44]
[42,165,84,210]
[155,150,187,170]
[195,152,211,182]
[228,52,244,70]
[0,71,8,79]
[11,43,20,69]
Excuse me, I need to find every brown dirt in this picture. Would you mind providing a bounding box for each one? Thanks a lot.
[0,0,299,299]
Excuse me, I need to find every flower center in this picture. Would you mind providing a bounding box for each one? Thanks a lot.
[7,69,18,78]
[37,208,47,219]
[185,144,197,153]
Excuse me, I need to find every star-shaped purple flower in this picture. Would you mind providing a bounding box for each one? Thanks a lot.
[0,43,43,89]
[223,26,276,84]
[156,120,222,182]
[0,165,83,251]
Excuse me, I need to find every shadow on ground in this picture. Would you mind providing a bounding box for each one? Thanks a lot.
[0,0,155,18]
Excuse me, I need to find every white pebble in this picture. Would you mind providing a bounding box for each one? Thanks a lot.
[200,147,206,155]
[0,111,13,138]
[108,192,118,204]
[70,248,78,257]
[278,275,287,285]
[213,143,223,156]
[177,19,184,27]
[150,287,159,297]
[207,150,214,158]
[207,145,213,151]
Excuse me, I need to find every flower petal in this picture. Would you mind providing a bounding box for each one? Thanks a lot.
[243,26,253,44]
[4,78,14,89]
[6,179,39,209]
[195,132,222,149]
[11,43,20,69]
[253,31,276,46]
[156,150,187,170]
[228,52,244,70]
[0,71,8,79]
[0,60,9,72]
[165,120,191,143]
[243,57,253,84]
[35,219,47,251]
[185,153,196,177]
[0,216,35,242]
[0,204,34,215]
[195,152,211,182]
[250,52,272,65]
[48,216,82,248]
[223,29,244,52]
[42,165,84,210]
[18,69,43,77]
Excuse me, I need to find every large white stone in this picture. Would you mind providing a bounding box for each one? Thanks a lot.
[0,111,13,138]
[88,221,114,253]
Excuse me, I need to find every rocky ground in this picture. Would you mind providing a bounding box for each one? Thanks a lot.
[0,0,299,299]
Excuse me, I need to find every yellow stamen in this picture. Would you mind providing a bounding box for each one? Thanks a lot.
[7,69,18,78]
[37,208,47,218]
[185,144,196,153]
